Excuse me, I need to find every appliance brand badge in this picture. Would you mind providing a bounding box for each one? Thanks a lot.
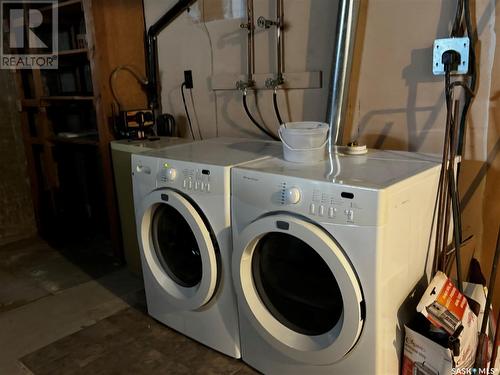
[242,175,258,182]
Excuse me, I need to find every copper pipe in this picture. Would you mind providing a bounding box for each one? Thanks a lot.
[276,0,284,81]
[247,0,255,83]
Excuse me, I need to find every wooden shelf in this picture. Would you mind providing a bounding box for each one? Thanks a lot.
[16,0,148,261]
[57,48,88,57]
[29,138,44,145]
[21,99,40,108]
[41,96,95,101]
[51,135,99,146]
[41,0,82,12]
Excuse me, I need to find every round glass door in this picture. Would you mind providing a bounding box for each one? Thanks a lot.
[233,214,364,365]
[252,232,343,336]
[138,189,218,310]
[152,204,202,288]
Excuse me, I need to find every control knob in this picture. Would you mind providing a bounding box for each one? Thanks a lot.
[284,187,301,204]
[165,167,177,181]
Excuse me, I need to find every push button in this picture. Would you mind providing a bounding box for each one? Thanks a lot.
[188,180,193,190]
[206,183,210,192]
[346,209,354,222]
[319,205,325,216]
[328,207,335,218]
[309,203,316,215]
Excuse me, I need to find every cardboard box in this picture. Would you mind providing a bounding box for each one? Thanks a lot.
[402,274,490,374]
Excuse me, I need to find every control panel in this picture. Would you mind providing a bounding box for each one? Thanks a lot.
[308,188,358,223]
[157,160,213,194]
[179,167,212,193]
[235,170,380,226]
[309,189,363,224]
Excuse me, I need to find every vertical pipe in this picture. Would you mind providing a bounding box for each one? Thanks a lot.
[247,0,255,83]
[276,0,284,81]
[145,0,196,109]
[326,0,360,153]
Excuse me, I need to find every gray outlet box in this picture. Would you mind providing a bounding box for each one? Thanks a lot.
[433,37,470,75]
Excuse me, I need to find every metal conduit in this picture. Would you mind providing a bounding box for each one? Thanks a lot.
[326,0,360,155]
[145,0,196,110]
[276,0,284,83]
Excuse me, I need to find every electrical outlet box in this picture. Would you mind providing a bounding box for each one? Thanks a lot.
[184,70,193,89]
[433,37,470,75]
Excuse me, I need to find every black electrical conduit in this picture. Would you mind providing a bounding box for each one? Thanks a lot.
[145,0,197,109]
[242,92,279,141]
[457,0,477,156]
[438,0,477,284]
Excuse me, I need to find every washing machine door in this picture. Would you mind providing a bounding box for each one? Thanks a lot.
[138,189,218,310]
[233,214,364,365]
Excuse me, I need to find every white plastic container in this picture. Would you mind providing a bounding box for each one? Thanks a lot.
[278,122,329,163]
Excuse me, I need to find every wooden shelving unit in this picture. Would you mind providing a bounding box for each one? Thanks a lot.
[40,96,95,101]
[15,0,148,259]
[57,48,89,56]
[51,135,100,146]
[40,0,82,12]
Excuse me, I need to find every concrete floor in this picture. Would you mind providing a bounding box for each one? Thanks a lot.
[0,237,255,374]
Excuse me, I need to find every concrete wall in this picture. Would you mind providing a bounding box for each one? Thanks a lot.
[144,0,499,307]
[0,70,36,246]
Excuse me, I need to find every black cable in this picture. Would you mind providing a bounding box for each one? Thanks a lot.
[449,100,463,293]
[273,89,284,125]
[445,69,452,110]
[451,0,464,37]
[242,92,279,141]
[457,0,477,156]
[449,81,475,97]
[453,0,477,249]
[181,83,195,139]
[188,88,203,140]
[435,0,478,278]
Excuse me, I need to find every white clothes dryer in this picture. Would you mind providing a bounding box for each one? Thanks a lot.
[231,150,441,374]
[132,138,280,358]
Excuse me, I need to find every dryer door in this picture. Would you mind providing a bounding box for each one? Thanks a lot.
[233,214,364,365]
[138,189,218,310]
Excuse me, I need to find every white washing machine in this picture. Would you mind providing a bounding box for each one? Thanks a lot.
[231,150,441,374]
[132,137,280,358]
